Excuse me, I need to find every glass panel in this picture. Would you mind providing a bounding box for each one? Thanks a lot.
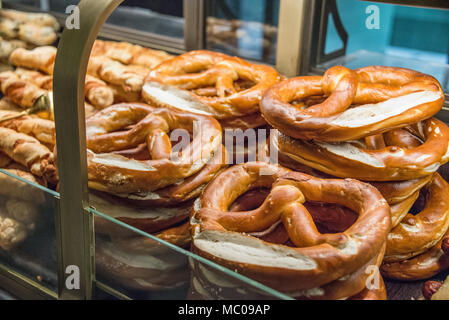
[89,207,291,300]
[206,0,280,64]
[5,0,185,40]
[0,169,59,294]
[320,0,449,93]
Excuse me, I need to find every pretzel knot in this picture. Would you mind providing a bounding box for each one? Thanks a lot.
[86,103,222,195]
[274,118,449,181]
[142,50,282,129]
[191,162,390,296]
[261,66,444,141]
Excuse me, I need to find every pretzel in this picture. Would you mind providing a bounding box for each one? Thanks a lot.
[0,9,60,31]
[142,50,281,128]
[0,71,48,107]
[91,40,172,69]
[112,145,228,206]
[86,103,222,195]
[10,46,56,75]
[384,173,449,262]
[95,228,189,291]
[0,127,57,184]
[381,228,449,281]
[87,56,148,92]
[349,276,387,300]
[261,66,444,141]
[110,83,141,103]
[191,162,390,293]
[273,118,449,181]
[92,192,192,237]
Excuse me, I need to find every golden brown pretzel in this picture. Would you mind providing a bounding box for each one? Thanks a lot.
[273,118,449,181]
[384,173,449,263]
[86,103,222,195]
[191,162,390,293]
[142,50,281,128]
[260,66,444,141]
[112,145,228,206]
[84,75,114,109]
[381,228,449,281]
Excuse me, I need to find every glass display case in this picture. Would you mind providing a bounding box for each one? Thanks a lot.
[0,0,448,301]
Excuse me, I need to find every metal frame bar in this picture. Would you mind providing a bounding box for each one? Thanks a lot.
[275,0,309,76]
[53,0,124,300]
[183,0,205,51]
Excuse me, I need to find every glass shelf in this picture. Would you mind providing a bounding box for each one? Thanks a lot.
[0,169,59,296]
[88,206,292,300]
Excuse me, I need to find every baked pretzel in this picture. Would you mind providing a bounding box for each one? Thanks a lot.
[112,145,228,206]
[381,228,449,281]
[91,40,172,69]
[142,50,281,128]
[191,162,390,293]
[10,46,57,75]
[95,228,189,291]
[0,71,48,107]
[261,66,444,141]
[86,103,222,195]
[0,127,57,184]
[92,192,192,237]
[273,118,449,181]
[384,173,449,263]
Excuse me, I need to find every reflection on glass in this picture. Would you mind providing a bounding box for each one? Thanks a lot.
[5,0,185,39]
[0,169,58,293]
[90,206,289,300]
[322,0,449,93]
[206,0,279,63]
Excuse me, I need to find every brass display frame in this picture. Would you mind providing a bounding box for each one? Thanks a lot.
[0,0,448,300]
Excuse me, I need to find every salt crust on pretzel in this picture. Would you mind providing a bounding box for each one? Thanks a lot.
[85,103,222,194]
[273,118,449,181]
[142,50,281,125]
[191,162,390,292]
[384,173,449,263]
[260,66,444,142]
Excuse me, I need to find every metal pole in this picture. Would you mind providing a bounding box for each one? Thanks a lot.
[53,0,122,300]
[276,0,308,76]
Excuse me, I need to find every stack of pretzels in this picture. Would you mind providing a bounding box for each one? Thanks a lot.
[87,102,227,291]
[259,65,449,283]
[190,162,390,299]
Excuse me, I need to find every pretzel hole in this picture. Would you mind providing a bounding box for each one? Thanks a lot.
[228,188,359,245]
